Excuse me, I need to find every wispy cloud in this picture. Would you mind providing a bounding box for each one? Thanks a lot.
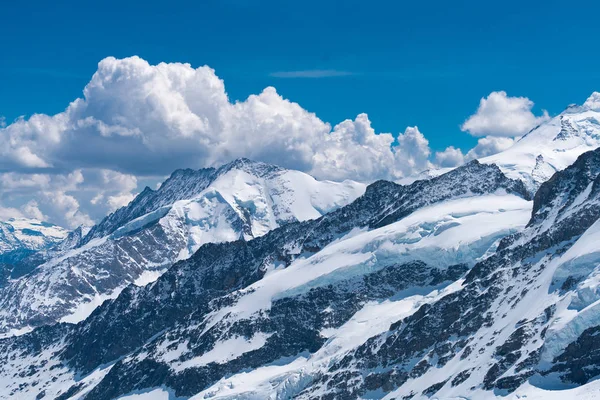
[269,69,356,78]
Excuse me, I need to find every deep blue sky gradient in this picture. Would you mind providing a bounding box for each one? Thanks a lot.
[1,0,599,152]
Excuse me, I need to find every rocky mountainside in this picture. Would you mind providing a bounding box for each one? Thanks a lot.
[3,95,600,400]
[0,160,537,399]
[0,159,364,336]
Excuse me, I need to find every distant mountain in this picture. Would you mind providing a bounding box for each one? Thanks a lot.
[4,96,600,400]
[7,225,91,281]
[0,218,68,260]
[481,92,600,193]
[0,159,533,399]
[400,92,600,194]
[0,159,365,335]
[0,218,68,284]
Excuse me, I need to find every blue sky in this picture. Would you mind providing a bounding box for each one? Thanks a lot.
[2,0,599,153]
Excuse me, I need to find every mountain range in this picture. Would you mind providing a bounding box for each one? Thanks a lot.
[1,93,600,399]
[0,218,68,287]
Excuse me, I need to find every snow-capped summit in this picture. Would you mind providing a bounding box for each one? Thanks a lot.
[83,157,354,244]
[583,91,600,111]
[0,218,67,253]
[0,157,533,399]
[481,92,600,193]
[0,159,365,335]
[0,218,67,263]
[4,148,600,399]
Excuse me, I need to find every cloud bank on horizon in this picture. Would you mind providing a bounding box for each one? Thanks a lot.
[0,56,553,228]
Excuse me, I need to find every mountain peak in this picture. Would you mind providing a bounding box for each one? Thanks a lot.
[217,157,285,177]
[479,93,600,194]
[583,91,600,111]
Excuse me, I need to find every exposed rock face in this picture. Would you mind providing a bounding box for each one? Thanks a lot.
[296,147,600,399]
[4,145,600,399]
[0,160,535,399]
[0,158,365,335]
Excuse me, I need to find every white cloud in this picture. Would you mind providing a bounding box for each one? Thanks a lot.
[106,193,137,212]
[434,136,518,169]
[394,127,433,176]
[584,92,600,111]
[461,91,550,137]
[435,146,465,168]
[465,136,516,160]
[0,169,129,228]
[0,199,46,223]
[41,190,93,228]
[310,114,396,181]
[0,56,436,185]
[22,200,46,220]
[0,206,25,220]
[0,57,551,228]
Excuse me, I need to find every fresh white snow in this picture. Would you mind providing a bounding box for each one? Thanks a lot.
[0,163,365,335]
[205,193,531,328]
[480,98,600,192]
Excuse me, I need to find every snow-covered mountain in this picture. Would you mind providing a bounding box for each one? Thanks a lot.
[0,218,68,259]
[0,160,536,399]
[0,159,365,336]
[399,92,600,193]
[4,97,600,400]
[481,92,600,193]
[0,218,68,285]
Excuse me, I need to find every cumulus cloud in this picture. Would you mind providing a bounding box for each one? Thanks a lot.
[435,146,465,168]
[85,169,138,213]
[465,136,516,160]
[0,56,545,228]
[461,91,550,137]
[0,200,46,221]
[394,127,433,176]
[0,168,138,228]
[22,200,46,220]
[41,190,93,228]
[0,56,440,182]
[583,92,600,110]
[434,136,517,168]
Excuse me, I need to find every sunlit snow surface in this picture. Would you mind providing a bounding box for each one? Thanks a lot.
[0,191,531,400]
[482,104,600,192]
[0,217,68,255]
[399,99,600,193]
[206,194,531,326]
[153,193,531,399]
[0,165,364,335]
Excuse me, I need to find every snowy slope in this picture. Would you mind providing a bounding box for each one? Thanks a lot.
[399,93,600,191]
[177,148,600,400]
[0,160,533,399]
[0,218,69,287]
[480,92,600,193]
[5,147,600,399]
[0,218,68,258]
[0,159,364,335]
